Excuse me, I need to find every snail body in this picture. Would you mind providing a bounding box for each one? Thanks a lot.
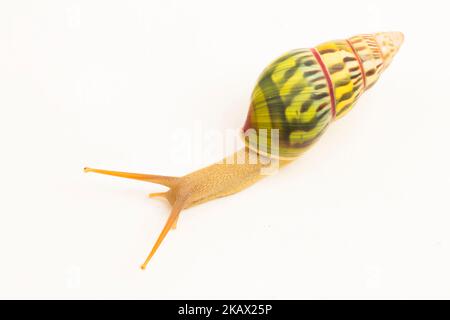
[85,32,404,269]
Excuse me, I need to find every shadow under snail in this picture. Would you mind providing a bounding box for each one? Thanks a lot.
[85,31,404,269]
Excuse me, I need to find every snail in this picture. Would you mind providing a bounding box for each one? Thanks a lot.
[85,31,404,269]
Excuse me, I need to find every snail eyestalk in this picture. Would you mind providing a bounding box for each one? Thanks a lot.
[140,200,184,270]
[83,167,179,187]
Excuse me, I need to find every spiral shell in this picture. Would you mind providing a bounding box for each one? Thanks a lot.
[242,32,403,159]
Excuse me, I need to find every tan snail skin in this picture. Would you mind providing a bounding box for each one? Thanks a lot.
[85,31,404,269]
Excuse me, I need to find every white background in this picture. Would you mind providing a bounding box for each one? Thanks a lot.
[1,0,449,299]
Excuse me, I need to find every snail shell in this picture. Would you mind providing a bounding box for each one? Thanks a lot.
[242,32,404,159]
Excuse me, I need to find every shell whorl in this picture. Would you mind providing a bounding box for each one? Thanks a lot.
[242,32,403,159]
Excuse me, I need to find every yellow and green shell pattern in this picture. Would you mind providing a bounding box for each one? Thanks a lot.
[242,32,403,159]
